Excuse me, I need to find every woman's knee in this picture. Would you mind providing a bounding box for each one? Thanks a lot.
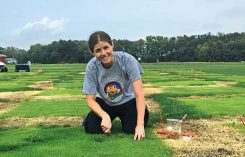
[83,112,104,134]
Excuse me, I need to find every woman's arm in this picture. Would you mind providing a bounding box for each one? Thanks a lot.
[132,79,146,140]
[86,95,112,134]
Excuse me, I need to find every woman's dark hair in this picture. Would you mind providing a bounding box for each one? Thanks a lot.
[88,31,113,52]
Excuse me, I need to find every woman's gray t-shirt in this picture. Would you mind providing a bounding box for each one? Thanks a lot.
[82,51,143,106]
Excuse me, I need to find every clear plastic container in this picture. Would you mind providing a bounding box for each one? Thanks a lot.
[166,119,182,133]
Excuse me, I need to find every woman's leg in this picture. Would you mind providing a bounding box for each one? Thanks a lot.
[117,98,149,134]
[83,97,116,134]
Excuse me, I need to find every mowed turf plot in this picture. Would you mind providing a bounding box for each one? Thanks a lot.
[143,62,245,119]
[0,126,172,157]
[0,100,88,118]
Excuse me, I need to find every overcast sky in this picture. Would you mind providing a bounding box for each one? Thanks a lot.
[0,0,245,50]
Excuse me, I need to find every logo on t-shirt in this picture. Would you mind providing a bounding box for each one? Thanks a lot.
[104,81,123,102]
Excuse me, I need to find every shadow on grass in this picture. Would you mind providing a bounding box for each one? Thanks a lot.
[0,126,60,153]
[0,144,28,152]
[0,134,49,153]
[0,87,40,92]
[147,93,211,124]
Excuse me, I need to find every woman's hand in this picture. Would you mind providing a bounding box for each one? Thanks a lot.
[134,124,145,141]
[101,114,112,134]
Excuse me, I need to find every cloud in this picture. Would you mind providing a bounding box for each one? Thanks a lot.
[14,17,68,36]
[9,17,69,49]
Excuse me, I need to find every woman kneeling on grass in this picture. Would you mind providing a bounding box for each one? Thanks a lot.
[82,31,149,141]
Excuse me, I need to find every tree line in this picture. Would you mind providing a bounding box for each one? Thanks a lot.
[1,32,245,63]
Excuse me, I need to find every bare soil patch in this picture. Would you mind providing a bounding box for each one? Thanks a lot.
[33,95,85,100]
[28,81,53,90]
[0,91,41,102]
[145,99,160,113]
[0,90,41,115]
[155,117,245,157]
[160,81,237,89]
[178,94,245,100]
[0,102,18,114]
[143,83,162,96]
[143,83,161,112]
[143,83,155,88]
[0,116,83,127]
[208,81,237,87]
[161,85,184,88]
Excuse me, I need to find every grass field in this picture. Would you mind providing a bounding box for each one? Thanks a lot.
[0,62,244,157]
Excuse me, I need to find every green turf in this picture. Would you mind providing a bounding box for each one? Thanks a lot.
[1,62,245,157]
[0,100,88,118]
[0,126,173,157]
[148,94,245,120]
[179,96,245,116]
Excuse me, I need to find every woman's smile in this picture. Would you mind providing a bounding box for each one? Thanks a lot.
[94,41,114,68]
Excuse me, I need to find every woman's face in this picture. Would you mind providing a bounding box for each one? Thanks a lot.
[93,41,114,67]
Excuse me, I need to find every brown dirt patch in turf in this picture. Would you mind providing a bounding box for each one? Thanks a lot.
[28,81,54,90]
[145,98,160,113]
[0,102,18,114]
[207,81,237,87]
[0,91,41,114]
[0,91,41,102]
[155,117,245,157]
[143,83,162,96]
[160,81,237,89]
[160,85,184,88]
[143,83,161,112]
[33,95,85,100]
[178,94,245,99]
[143,83,155,88]
[0,116,83,127]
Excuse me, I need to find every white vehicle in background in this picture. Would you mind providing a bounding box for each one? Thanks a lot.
[6,58,18,64]
[0,61,8,72]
